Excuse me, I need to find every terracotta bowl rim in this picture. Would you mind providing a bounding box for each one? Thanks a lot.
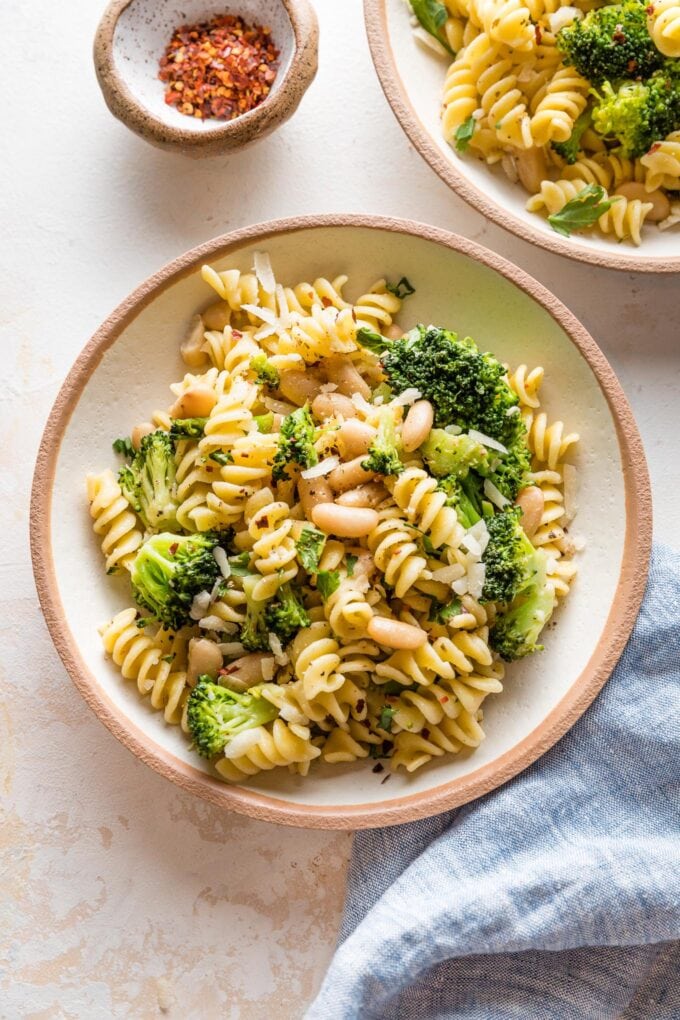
[93,0,319,153]
[363,0,680,275]
[30,214,652,829]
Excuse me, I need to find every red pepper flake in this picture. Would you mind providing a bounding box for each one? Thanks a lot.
[355,699,366,714]
[646,3,655,13]
[534,24,542,46]
[159,14,279,122]
[232,329,242,338]
[648,141,662,154]
[421,727,431,740]
[169,542,179,555]
[627,59,638,73]
[439,695,449,704]
[321,297,332,308]
[612,27,626,43]
[372,762,384,774]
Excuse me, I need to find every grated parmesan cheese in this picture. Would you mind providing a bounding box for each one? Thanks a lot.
[213,546,231,580]
[483,478,510,508]
[253,251,276,294]
[189,590,212,620]
[468,429,508,454]
[301,456,340,479]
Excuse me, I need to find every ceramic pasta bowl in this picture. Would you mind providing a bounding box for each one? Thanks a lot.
[31,215,651,829]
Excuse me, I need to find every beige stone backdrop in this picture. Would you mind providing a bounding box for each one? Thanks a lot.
[2,1,678,1017]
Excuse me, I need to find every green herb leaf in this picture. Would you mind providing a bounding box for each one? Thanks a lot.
[250,353,280,388]
[346,554,358,578]
[380,680,415,695]
[386,277,416,299]
[169,417,208,440]
[316,570,341,601]
[296,527,327,573]
[379,705,396,732]
[548,184,616,238]
[161,653,175,663]
[112,437,134,460]
[209,451,232,466]
[410,0,455,53]
[356,326,393,356]
[228,552,251,576]
[455,115,476,153]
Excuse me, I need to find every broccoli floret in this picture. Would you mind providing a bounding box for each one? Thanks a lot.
[272,404,318,482]
[250,353,280,388]
[240,574,270,652]
[264,583,310,643]
[552,108,593,164]
[169,418,208,440]
[490,548,556,661]
[118,430,179,532]
[186,678,278,758]
[438,473,486,529]
[131,532,221,630]
[557,1,662,83]
[592,65,680,157]
[481,506,537,604]
[254,412,275,433]
[362,405,404,476]
[420,429,490,478]
[113,436,135,460]
[487,430,531,502]
[357,325,520,444]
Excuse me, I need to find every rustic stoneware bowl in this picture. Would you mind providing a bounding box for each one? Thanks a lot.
[364,0,680,273]
[31,215,651,829]
[94,0,318,156]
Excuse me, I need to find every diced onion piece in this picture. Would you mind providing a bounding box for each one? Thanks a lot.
[444,424,462,435]
[468,429,508,454]
[412,25,450,56]
[253,251,276,294]
[213,546,231,580]
[431,564,465,583]
[199,616,237,633]
[461,533,482,558]
[223,728,265,759]
[218,642,246,658]
[392,388,422,407]
[190,590,212,621]
[467,562,486,600]
[301,455,340,480]
[469,518,490,555]
[241,303,277,325]
[260,656,276,682]
[562,463,578,524]
[268,632,289,665]
[483,478,510,508]
[452,577,469,596]
[547,6,583,32]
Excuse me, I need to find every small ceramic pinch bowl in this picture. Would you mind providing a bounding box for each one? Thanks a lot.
[94,0,318,156]
[31,216,651,829]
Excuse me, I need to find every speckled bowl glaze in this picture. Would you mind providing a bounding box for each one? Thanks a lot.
[364,0,680,273]
[94,0,318,156]
[31,216,651,829]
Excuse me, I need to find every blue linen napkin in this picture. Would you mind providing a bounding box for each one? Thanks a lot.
[306,544,680,1020]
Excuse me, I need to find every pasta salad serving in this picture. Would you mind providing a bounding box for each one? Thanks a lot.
[407,0,680,245]
[87,254,580,783]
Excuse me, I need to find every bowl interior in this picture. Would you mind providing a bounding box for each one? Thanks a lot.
[113,0,295,133]
[375,0,678,268]
[45,221,635,820]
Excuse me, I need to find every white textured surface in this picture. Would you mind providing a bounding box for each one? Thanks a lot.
[1,0,678,1017]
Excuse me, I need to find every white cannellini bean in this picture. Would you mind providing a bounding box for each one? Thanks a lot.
[180,314,209,368]
[298,476,334,519]
[311,392,358,421]
[169,385,217,419]
[401,399,434,452]
[279,369,324,406]
[336,482,388,508]
[336,419,376,459]
[515,486,545,538]
[323,356,371,399]
[311,502,379,538]
[516,147,548,195]
[131,422,155,451]
[614,182,670,223]
[367,616,427,650]
[219,652,273,689]
[328,456,376,494]
[187,638,224,686]
[202,300,231,332]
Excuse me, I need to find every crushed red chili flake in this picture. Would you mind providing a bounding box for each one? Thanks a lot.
[169,542,179,555]
[534,24,542,46]
[158,14,279,122]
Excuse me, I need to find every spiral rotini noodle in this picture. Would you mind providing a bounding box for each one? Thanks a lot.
[87,470,144,572]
